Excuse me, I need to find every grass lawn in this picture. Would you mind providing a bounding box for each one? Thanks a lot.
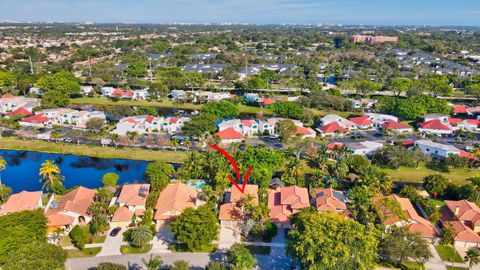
[400,262,424,270]
[67,247,102,258]
[435,245,464,263]
[430,199,446,207]
[246,245,271,255]
[446,267,468,270]
[168,243,218,253]
[0,137,187,163]
[91,234,107,244]
[120,244,152,254]
[379,163,480,184]
[58,235,73,246]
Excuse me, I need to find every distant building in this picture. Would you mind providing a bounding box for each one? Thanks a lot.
[350,35,398,43]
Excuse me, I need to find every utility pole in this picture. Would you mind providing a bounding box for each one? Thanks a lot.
[88,56,92,76]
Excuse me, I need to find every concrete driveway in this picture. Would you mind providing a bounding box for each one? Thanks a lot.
[96,227,124,257]
[218,224,241,249]
[152,221,173,253]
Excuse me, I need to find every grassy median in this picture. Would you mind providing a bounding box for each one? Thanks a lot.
[0,137,187,163]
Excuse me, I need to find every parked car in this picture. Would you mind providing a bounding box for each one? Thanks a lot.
[110,227,121,237]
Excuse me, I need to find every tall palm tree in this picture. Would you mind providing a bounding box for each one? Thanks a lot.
[465,248,480,269]
[131,225,153,248]
[285,157,303,180]
[142,254,163,270]
[171,139,179,151]
[39,160,63,193]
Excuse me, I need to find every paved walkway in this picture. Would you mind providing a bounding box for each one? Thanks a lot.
[218,225,241,249]
[151,222,173,253]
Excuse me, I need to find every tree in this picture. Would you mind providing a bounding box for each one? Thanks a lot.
[386,78,413,98]
[144,162,174,191]
[444,154,469,172]
[275,119,297,142]
[345,155,371,175]
[39,160,64,193]
[205,261,227,270]
[284,157,304,183]
[423,174,449,198]
[202,101,239,120]
[0,70,16,90]
[171,260,189,270]
[246,75,267,90]
[181,113,217,136]
[226,243,256,270]
[95,262,127,270]
[102,172,119,187]
[466,83,480,101]
[131,225,153,248]
[85,118,105,132]
[440,222,456,245]
[169,205,219,251]
[142,254,163,270]
[287,210,378,270]
[0,210,49,265]
[378,226,431,266]
[69,225,91,249]
[41,90,69,108]
[2,241,67,270]
[270,101,304,119]
[352,79,382,96]
[464,248,480,269]
[36,70,80,95]
[0,157,12,204]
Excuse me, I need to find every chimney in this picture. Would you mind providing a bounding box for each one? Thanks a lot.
[454,206,460,216]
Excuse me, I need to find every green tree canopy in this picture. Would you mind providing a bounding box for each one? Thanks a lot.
[226,243,257,270]
[2,241,67,270]
[423,174,449,197]
[36,70,80,95]
[69,225,91,249]
[102,172,119,187]
[270,101,304,119]
[287,209,378,270]
[275,119,297,142]
[202,101,239,120]
[41,90,70,108]
[144,162,174,191]
[169,205,219,251]
[181,113,217,136]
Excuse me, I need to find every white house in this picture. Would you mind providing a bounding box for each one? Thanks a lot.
[0,95,39,114]
[113,115,165,135]
[414,140,460,158]
[80,85,94,95]
[345,141,383,156]
[319,114,356,130]
[218,119,259,136]
[132,89,150,100]
[364,113,399,126]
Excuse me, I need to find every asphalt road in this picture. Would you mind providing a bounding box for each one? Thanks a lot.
[66,249,294,270]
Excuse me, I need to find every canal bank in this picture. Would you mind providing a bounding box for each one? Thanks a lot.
[0,137,187,163]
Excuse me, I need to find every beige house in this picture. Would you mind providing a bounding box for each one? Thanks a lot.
[111,184,150,227]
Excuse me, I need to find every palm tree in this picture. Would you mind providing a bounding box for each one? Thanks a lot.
[285,157,303,180]
[131,225,153,248]
[39,160,64,193]
[183,139,192,152]
[465,248,480,269]
[171,139,179,151]
[142,254,163,270]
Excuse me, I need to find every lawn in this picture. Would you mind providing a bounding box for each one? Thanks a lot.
[91,234,107,244]
[0,137,187,163]
[446,267,468,270]
[67,247,102,258]
[435,245,464,263]
[120,244,152,254]
[400,262,424,270]
[168,243,218,253]
[379,163,480,184]
[430,199,446,207]
[246,245,271,255]
[58,236,73,246]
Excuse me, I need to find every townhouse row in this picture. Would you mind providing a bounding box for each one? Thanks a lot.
[19,108,106,129]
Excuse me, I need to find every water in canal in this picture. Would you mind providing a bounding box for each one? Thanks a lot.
[0,150,160,192]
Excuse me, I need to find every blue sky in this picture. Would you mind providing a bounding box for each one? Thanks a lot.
[1,0,479,26]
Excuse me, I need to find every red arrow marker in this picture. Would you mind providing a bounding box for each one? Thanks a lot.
[209,144,253,193]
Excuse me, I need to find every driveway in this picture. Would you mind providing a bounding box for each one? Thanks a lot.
[96,227,125,257]
[218,224,241,249]
[151,221,173,253]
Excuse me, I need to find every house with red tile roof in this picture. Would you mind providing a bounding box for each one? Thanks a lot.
[19,113,49,127]
[441,200,480,247]
[218,119,259,137]
[418,119,453,134]
[317,122,349,137]
[219,185,258,227]
[7,107,33,118]
[45,187,96,233]
[296,125,316,138]
[216,127,245,144]
[380,119,413,133]
[268,186,310,228]
[453,105,467,115]
[349,116,373,129]
[373,194,437,239]
[111,184,150,227]
[154,182,199,225]
[0,96,39,114]
[163,116,190,134]
[0,191,43,215]
[315,188,347,213]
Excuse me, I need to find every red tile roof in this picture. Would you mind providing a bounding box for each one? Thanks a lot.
[327,142,344,152]
[219,203,244,221]
[349,116,372,126]
[1,93,16,98]
[454,105,467,114]
[231,185,258,205]
[111,207,134,222]
[448,118,462,126]
[117,184,150,207]
[241,120,253,127]
[21,113,49,123]
[261,98,276,106]
[315,188,347,212]
[216,127,244,140]
[318,122,348,133]
[296,126,315,135]
[7,107,32,117]
[0,191,42,214]
[46,187,96,223]
[419,119,451,130]
[381,119,411,130]
[444,200,480,226]
[154,182,197,220]
[145,115,155,123]
[268,186,309,224]
[169,117,180,124]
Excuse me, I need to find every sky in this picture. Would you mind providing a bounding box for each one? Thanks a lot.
[0,0,479,26]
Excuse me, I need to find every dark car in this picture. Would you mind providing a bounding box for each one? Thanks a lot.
[110,227,121,237]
